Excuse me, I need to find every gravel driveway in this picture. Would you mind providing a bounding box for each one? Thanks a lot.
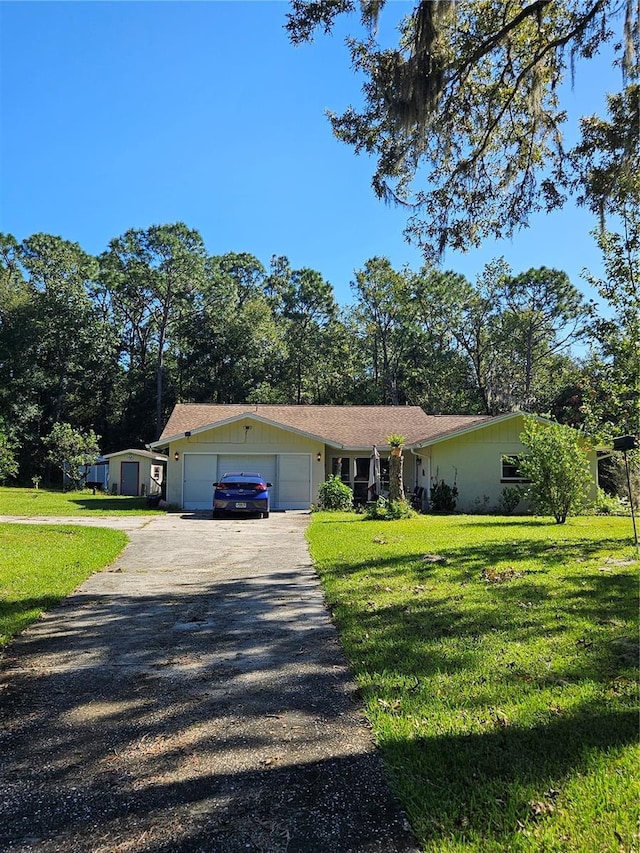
[0,511,418,852]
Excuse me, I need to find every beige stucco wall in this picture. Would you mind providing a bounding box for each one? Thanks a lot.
[165,417,326,508]
[414,415,598,513]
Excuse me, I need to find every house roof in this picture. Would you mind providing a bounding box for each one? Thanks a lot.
[155,404,495,449]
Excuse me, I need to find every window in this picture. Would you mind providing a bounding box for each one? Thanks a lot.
[501,455,530,482]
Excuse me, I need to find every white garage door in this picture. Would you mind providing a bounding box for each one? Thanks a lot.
[278,454,311,509]
[182,453,311,511]
[183,453,217,510]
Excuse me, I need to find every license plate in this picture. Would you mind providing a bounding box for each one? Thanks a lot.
[235,502,247,508]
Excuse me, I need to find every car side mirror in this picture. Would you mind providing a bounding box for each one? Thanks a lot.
[212,482,218,487]
[266,483,273,488]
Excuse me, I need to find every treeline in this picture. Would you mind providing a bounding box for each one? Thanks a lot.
[0,223,632,482]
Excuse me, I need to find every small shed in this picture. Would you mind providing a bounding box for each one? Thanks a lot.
[103,449,167,497]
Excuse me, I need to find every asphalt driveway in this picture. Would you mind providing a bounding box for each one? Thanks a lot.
[0,511,418,852]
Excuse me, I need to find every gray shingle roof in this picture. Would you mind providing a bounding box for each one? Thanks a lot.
[158,404,494,448]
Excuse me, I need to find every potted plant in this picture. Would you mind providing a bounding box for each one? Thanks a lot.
[387,434,405,457]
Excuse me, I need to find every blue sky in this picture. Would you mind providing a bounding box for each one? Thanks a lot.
[0,1,623,308]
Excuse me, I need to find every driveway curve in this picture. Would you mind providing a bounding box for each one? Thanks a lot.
[0,512,418,852]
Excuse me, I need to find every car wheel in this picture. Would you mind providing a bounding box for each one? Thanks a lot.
[262,511,270,519]
[212,509,219,519]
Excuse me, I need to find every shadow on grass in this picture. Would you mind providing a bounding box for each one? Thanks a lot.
[0,596,64,645]
[69,496,158,512]
[382,703,637,843]
[323,536,634,580]
[315,528,638,847]
[326,564,637,681]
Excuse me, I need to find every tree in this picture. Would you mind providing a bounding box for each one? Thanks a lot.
[287,1,638,258]
[351,257,419,405]
[582,221,640,438]
[502,266,589,407]
[573,85,640,438]
[0,233,34,465]
[412,260,586,413]
[19,234,104,429]
[518,416,592,523]
[100,223,207,439]
[176,252,288,404]
[266,257,340,404]
[0,420,19,483]
[0,233,113,479]
[413,260,516,413]
[571,83,639,228]
[43,422,100,491]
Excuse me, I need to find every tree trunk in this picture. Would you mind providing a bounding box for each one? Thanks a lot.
[389,449,405,502]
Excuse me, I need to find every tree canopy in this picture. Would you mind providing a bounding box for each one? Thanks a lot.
[287,0,639,258]
[0,222,628,486]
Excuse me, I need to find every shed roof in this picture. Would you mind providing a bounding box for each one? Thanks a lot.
[103,448,168,460]
[156,404,494,449]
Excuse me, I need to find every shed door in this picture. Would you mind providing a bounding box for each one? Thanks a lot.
[278,454,311,509]
[183,454,218,510]
[120,462,139,496]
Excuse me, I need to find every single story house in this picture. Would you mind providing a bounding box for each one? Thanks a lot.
[150,404,599,512]
[102,449,167,497]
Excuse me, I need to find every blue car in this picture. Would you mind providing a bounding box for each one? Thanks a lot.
[212,472,271,519]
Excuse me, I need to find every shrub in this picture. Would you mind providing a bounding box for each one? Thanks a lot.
[590,488,629,516]
[430,479,458,512]
[470,494,491,514]
[498,486,522,514]
[316,475,353,511]
[363,496,415,520]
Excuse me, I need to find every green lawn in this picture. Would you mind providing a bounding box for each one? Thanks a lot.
[0,485,164,516]
[0,522,127,646]
[307,513,639,853]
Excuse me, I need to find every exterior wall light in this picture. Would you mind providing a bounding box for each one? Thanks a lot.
[174,451,180,461]
[316,452,322,462]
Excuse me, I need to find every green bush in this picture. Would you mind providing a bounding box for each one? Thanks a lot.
[429,479,458,512]
[590,488,630,516]
[316,475,353,511]
[363,496,415,520]
[519,417,592,524]
[498,485,522,514]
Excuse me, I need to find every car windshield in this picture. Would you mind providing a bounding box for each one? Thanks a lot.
[219,479,264,490]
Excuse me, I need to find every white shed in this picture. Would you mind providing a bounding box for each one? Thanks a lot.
[103,449,167,497]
